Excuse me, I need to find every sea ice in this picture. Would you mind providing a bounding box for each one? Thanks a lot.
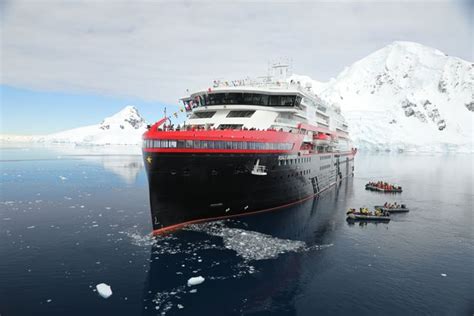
[441,273,447,277]
[186,222,307,261]
[187,276,205,286]
[96,283,113,298]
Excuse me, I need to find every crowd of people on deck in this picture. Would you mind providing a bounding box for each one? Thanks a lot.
[366,181,402,191]
[157,124,289,133]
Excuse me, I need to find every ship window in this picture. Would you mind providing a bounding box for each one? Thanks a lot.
[201,141,208,149]
[243,93,253,104]
[269,95,280,106]
[218,124,243,130]
[252,94,268,105]
[185,140,193,148]
[169,140,177,148]
[177,140,185,148]
[200,93,298,107]
[225,142,232,149]
[281,95,295,106]
[193,140,201,149]
[295,96,302,107]
[226,111,255,118]
[191,111,216,118]
[161,140,168,148]
[232,142,238,150]
[207,93,223,105]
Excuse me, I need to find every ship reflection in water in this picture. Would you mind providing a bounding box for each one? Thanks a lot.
[141,179,352,315]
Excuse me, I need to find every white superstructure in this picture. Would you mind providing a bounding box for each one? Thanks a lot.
[180,64,352,153]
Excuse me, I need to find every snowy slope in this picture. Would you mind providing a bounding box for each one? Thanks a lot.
[291,41,473,152]
[36,106,147,145]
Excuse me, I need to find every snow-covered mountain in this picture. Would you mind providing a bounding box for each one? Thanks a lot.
[292,41,473,152]
[20,106,147,145]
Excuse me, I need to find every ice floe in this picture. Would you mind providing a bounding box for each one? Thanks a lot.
[186,222,308,261]
[187,276,205,286]
[96,283,113,299]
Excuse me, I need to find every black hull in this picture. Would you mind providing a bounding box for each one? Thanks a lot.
[143,152,355,232]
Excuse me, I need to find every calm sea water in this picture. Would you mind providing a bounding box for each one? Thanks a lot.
[0,145,472,315]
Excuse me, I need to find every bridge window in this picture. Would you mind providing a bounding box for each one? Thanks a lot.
[199,93,298,107]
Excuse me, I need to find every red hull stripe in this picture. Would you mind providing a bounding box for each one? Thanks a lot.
[151,180,339,235]
[143,149,356,156]
[143,148,293,154]
[143,129,303,142]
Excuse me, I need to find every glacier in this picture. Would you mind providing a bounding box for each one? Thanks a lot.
[291,41,473,153]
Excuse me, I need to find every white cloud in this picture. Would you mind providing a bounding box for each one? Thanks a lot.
[1,0,472,104]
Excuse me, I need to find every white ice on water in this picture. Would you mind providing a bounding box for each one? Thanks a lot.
[96,283,113,299]
[186,222,307,261]
[187,276,205,286]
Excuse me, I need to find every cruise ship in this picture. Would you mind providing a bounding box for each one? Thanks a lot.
[142,64,356,233]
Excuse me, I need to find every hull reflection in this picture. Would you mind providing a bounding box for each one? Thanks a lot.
[141,180,351,315]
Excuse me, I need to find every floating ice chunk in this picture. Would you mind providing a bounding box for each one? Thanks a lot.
[441,273,447,277]
[177,304,184,309]
[27,226,35,229]
[189,289,197,293]
[46,299,52,303]
[186,222,307,261]
[59,176,67,181]
[96,283,113,299]
[187,276,205,286]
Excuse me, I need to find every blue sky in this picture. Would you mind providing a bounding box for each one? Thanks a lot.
[1,85,171,134]
[1,0,472,135]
